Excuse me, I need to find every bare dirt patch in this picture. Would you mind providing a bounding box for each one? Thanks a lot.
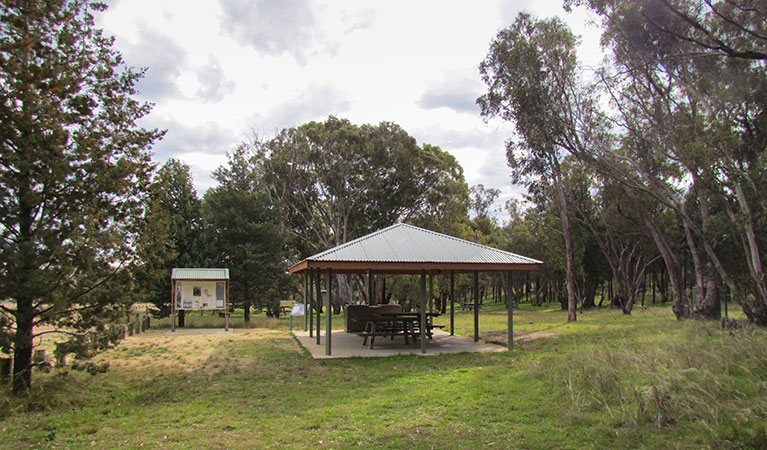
[482,330,559,346]
[90,328,294,380]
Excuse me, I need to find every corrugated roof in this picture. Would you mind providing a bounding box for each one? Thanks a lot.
[171,268,230,280]
[307,223,541,265]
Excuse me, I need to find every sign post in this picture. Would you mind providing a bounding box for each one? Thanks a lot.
[289,304,305,331]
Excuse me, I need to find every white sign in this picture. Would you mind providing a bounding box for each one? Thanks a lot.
[290,304,305,316]
[175,281,225,310]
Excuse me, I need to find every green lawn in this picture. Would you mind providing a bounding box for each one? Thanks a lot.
[1,303,766,449]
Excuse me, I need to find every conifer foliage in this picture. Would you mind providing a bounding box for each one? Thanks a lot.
[0,1,163,394]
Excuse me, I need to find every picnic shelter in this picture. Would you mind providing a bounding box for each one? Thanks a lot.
[288,223,541,356]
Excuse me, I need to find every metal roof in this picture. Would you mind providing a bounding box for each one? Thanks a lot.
[171,268,229,280]
[289,223,541,274]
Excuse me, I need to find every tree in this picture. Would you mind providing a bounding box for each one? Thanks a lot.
[570,168,659,314]
[478,13,603,321]
[135,159,204,321]
[204,146,290,321]
[259,116,469,306]
[574,0,767,323]
[469,184,501,219]
[0,1,162,394]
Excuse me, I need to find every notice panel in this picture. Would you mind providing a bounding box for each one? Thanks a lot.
[175,281,226,310]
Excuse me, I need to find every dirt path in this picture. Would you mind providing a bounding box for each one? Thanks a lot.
[481,330,559,345]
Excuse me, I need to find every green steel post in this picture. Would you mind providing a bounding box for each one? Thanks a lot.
[325,268,332,356]
[428,271,433,314]
[473,271,479,342]
[367,269,374,305]
[507,271,513,350]
[420,270,427,353]
[309,270,314,337]
[303,272,308,331]
[315,268,321,345]
[450,270,455,335]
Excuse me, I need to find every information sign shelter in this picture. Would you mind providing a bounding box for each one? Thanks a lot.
[171,268,230,332]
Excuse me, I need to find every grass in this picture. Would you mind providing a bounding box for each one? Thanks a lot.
[1,302,766,449]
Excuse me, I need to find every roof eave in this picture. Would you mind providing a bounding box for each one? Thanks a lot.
[289,260,541,275]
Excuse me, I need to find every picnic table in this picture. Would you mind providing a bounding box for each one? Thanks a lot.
[359,312,443,349]
[279,301,294,314]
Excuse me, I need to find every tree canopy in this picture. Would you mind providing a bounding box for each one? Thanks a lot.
[0,0,163,393]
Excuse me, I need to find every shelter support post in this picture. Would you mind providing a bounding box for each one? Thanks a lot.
[309,270,314,337]
[473,270,479,342]
[225,280,229,331]
[420,270,427,354]
[450,270,455,336]
[303,272,308,331]
[367,269,374,305]
[428,271,433,325]
[507,271,513,351]
[170,279,175,333]
[325,268,332,356]
[315,268,321,345]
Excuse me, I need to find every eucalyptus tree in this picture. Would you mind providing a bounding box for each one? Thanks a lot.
[0,1,162,393]
[570,168,660,314]
[572,0,767,323]
[259,116,468,305]
[478,13,605,321]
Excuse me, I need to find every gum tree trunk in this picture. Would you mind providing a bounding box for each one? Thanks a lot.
[554,176,578,322]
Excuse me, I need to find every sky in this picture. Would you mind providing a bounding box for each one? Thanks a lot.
[97,0,604,213]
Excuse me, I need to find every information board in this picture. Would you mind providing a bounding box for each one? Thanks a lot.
[290,304,305,316]
[175,281,226,310]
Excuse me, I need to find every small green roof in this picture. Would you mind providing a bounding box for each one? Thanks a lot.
[171,268,229,280]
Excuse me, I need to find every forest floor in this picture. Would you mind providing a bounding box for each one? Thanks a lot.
[1,302,766,449]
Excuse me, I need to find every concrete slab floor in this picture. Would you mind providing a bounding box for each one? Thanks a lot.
[292,329,507,359]
[164,328,234,335]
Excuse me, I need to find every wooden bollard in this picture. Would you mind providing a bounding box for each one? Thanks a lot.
[128,323,134,336]
[120,324,127,339]
[145,316,150,330]
[134,320,141,335]
[0,357,11,382]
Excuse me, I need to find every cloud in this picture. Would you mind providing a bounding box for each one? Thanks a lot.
[498,0,540,25]
[120,25,188,102]
[261,83,352,129]
[196,56,235,102]
[477,146,513,188]
[144,116,238,161]
[342,8,376,35]
[218,0,335,65]
[142,116,240,193]
[418,75,484,115]
[414,125,506,151]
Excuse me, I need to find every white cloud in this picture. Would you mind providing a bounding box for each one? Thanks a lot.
[259,83,352,130]
[120,25,188,101]
[418,75,483,115]
[196,56,235,102]
[218,0,336,65]
[97,0,605,202]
